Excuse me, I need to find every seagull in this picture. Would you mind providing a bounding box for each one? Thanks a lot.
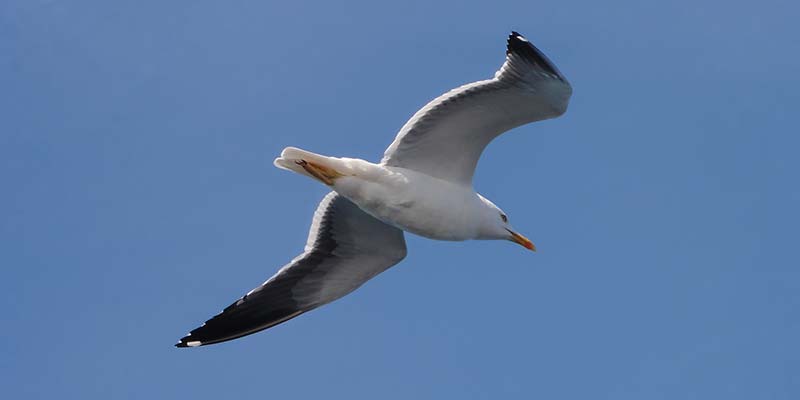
[176,31,572,347]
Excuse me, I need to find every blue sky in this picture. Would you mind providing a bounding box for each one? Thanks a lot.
[2,0,799,398]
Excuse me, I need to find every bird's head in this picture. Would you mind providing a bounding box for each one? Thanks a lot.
[476,195,535,251]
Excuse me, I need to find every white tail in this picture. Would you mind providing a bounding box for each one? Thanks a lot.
[274,147,319,177]
[274,147,345,183]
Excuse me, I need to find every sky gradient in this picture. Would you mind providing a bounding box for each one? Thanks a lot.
[2,0,799,398]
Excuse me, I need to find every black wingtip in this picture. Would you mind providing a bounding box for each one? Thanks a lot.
[175,334,203,348]
[505,31,564,79]
[506,31,528,56]
[175,336,190,348]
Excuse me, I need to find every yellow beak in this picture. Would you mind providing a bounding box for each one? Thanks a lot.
[508,230,536,251]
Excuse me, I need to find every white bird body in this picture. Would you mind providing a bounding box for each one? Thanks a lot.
[279,149,489,240]
[177,31,571,348]
[337,169,485,241]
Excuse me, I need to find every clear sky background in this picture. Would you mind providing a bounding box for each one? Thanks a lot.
[2,0,799,398]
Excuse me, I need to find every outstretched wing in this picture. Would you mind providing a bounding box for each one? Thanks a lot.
[381,31,572,185]
[176,193,407,347]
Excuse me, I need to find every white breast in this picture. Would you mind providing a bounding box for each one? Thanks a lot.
[332,166,485,241]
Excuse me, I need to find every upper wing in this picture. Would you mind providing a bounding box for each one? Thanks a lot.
[381,31,572,185]
[176,192,407,347]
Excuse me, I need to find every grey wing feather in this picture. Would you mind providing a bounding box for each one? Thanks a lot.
[176,193,406,347]
[381,32,572,185]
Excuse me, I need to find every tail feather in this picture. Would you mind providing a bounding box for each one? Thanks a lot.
[280,147,326,163]
[273,147,318,175]
[274,147,344,184]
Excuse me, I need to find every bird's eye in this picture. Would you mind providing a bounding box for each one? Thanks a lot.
[500,214,508,223]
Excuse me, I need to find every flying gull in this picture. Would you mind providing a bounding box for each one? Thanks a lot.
[176,31,572,347]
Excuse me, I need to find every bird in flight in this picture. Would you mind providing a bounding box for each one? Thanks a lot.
[176,31,572,347]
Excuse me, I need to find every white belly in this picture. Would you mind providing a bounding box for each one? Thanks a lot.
[332,166,483,241]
